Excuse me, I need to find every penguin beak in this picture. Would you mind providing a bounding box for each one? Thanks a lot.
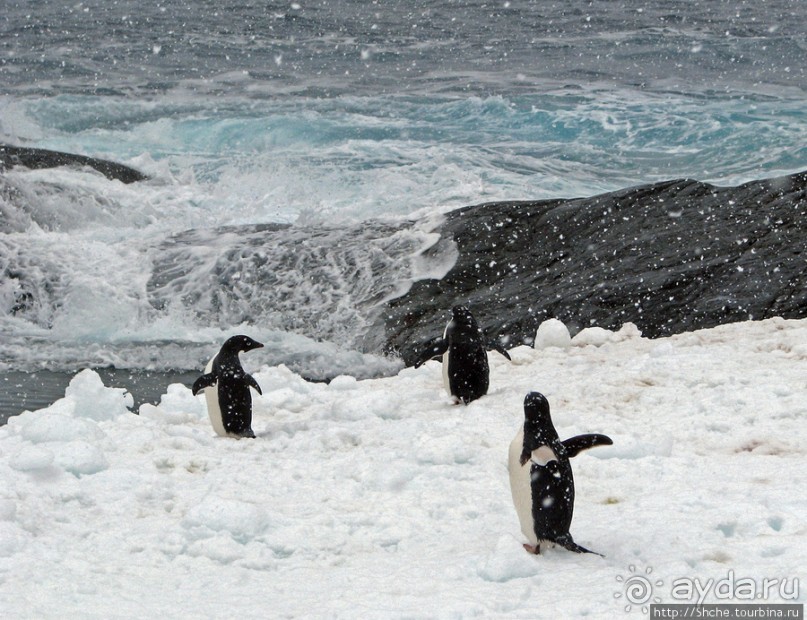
[245,340,264,352]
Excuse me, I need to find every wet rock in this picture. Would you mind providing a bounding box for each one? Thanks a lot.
[0,144,148,184]
[381,171,807,365]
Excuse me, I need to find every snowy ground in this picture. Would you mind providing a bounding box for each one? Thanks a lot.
[1,318,805,619]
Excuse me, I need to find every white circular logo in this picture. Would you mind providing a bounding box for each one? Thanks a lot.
[614,565,664,613]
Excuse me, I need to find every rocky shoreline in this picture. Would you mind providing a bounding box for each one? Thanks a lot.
[3,143,804,368]
[380,172,807,365]
[0,144,148,184]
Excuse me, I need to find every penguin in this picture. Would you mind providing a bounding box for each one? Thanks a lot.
[192,335,264,438]
[412,305,511,404]
[508,392,612,555]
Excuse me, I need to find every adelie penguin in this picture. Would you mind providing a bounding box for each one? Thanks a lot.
[508,392,612,556]
[192,335,264,438]
[413,305,511,404]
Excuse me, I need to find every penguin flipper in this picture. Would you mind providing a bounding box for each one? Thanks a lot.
[412,337,448,368]
[562,434,613,458]
[192,373,217,396]
[555,534,604,557]
[246,374,263,395]
[489,340,512,361]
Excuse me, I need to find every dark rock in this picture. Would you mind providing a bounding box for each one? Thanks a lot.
[381,171,807,365]
[0,144,148,184]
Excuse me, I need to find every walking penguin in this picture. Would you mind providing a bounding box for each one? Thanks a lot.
[508,392,612,555]
[192,335,264,438]
[413,305,511,404]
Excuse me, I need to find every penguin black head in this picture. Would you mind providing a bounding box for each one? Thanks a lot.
[221,335,264,356]
[451,305,475,324]
[523,392,559,443]
[524,391,550,421]
[449,305,481,335]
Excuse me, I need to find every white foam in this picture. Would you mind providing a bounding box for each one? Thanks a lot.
[3,90,805,378]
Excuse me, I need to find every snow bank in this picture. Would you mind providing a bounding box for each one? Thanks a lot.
[0,318,805,618]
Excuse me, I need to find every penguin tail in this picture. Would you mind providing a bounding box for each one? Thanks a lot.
[227,428,256,439]
[555,534,604,557]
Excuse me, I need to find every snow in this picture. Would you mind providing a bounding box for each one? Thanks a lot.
[1,318,805,618]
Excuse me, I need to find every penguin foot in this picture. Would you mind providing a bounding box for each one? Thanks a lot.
[227,429,256,439]
[522,544,539,554]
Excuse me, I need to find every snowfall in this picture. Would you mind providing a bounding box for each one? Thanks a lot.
[0,317,805,619]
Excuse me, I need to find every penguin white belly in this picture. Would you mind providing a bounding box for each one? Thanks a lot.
[508,430,560,546]
[441,321,453,397]
[442,350,451,396]
[508,428,537,546]
[203,357,227,437]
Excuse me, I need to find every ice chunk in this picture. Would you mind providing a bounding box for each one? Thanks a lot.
[534,318,572,349]
[139,403,196,426]
[9,445,55,472]
[328,375,358,391]
[477,535,541,582]
[183,496,270,543]
[0,522,30,557]
[53,441,109,477]
[19,413,105,444]
[156,382,207,420]
[65,369,134,421]
[572,326,615,347]
[572,322,643,347]
[0,499,17,521]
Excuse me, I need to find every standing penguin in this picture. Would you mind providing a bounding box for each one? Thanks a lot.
[508,392,612,555]
[192,335,264,438]
[413,305,511,404]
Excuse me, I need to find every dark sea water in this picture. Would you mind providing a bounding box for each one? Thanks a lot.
[1,0,806,422]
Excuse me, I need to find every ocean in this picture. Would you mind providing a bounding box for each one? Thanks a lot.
[1,0,806,421]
